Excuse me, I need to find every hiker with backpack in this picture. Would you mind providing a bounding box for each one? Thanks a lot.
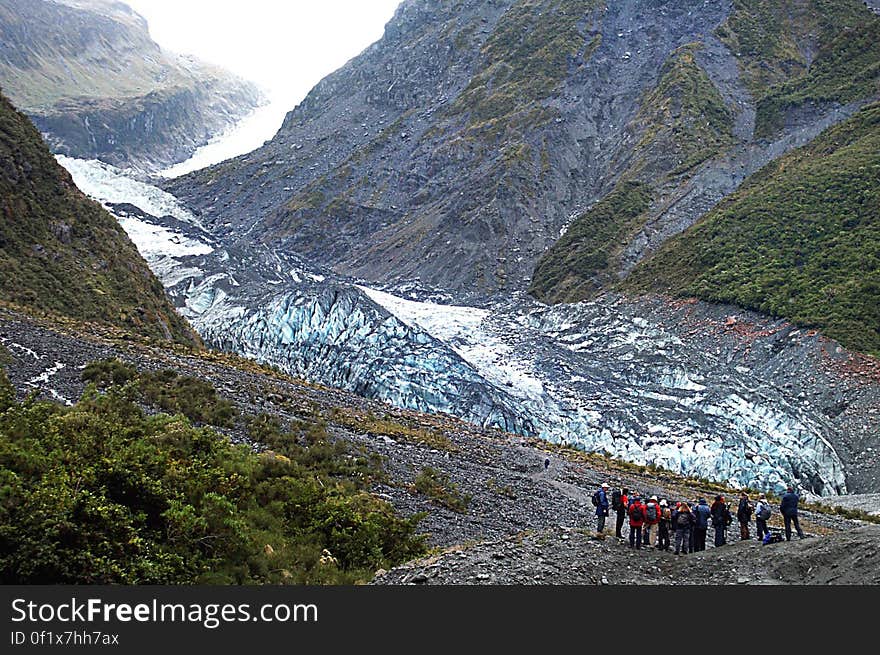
[628,494,647,550]
[592,483,610,533]
[657,499,672,551]
[737,492,753,541]
[643,495,661,548]
[755,494,772,540]
[613,487,628,538]
[672,501,694,555]
[693,498,711,551]
[780,486,806,540]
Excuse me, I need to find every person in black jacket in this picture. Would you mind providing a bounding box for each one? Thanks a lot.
[780,486,806,540]
[710,495,729,547]
[737,492,753,541]
[595,483,610,533]
[672,502,694,555]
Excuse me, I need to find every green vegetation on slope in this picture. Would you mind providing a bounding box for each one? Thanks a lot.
[716,0,879,137]
[530,44,735,304]
[530,181,653,302]
[622,103,880,357]
[626,43,735,178]
[446,0,601,141]
[0,90,196,344]
[0,363,426,584]
[413,467,471,514]
[755,19,880,137]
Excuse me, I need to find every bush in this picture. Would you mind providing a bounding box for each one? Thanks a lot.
[413,467,471,514]
[0,372,426,584]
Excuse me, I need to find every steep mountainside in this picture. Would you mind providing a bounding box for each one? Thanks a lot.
[0,91,197,344]
[529,0,879,355]
[97,0,876,496]
[0,0,263,172]
[169,0,878,319]
[622,103,880,357]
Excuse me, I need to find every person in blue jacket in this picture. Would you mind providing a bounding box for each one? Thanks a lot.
[693,498,711,551]
[595,483,610,533]
[780,486,806,540]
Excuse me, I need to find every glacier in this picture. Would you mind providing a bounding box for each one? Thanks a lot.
[56,156,851,496]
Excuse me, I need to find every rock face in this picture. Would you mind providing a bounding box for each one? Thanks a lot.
[0,0,264,172]
[168,0,878,304]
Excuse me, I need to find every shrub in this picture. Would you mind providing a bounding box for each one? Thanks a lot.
[413,467,471,514]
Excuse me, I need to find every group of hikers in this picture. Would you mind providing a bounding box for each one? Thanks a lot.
[591,483,806,554]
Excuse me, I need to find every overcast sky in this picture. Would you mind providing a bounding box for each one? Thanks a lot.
[125,0,402,104]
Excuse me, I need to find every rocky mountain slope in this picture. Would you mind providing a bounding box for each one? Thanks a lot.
[0,0,264,172]
[622,102,880,357]
[167,0,878,347]
[0,91,196,344]
[2,307,877,585]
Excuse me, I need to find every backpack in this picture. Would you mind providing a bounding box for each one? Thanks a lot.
[662,507,672,521]
[646,503,659,522]
[676,511,690,528]
[763,530,783,545]
[757,504,771,521]
[591,490,601,507]
[630,504,644,522]
[611,489,622,511]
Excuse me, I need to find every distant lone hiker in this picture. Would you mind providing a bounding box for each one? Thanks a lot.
[593,483,610,533]
[544,458,550,471]
[780,486,806,540]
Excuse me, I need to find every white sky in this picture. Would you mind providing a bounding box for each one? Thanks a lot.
[125,0,402,105]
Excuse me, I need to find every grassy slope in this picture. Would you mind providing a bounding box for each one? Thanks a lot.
[444,0,599,141]
[529,181,653,301]
[531,1,879,354]
[0,90,197,345]
[716,0,880,137]
[529,44,734,303]
[622,103,880,357]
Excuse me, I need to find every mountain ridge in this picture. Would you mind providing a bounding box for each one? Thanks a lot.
[0,0,265,172]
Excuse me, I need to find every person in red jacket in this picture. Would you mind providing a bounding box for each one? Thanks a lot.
[628,494,647,549]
